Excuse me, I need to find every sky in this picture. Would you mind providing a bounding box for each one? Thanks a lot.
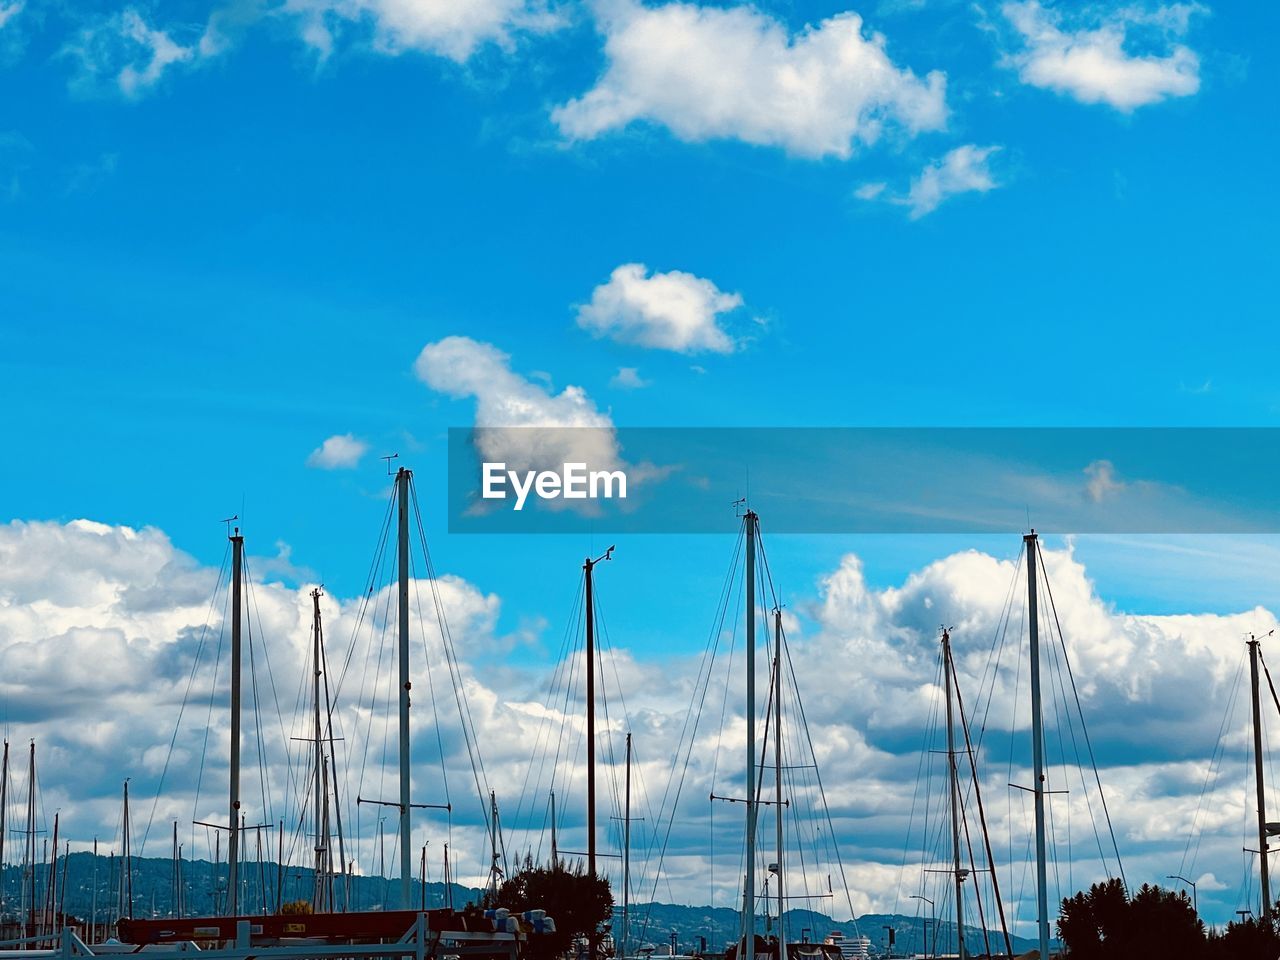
[2,0,1280,938]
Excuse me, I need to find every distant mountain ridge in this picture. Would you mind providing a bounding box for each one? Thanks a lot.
[0,854,1040,954]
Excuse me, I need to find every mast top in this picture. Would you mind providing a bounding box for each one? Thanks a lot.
[1024,528,1037,543]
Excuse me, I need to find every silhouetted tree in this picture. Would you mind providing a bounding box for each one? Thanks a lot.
[1057,879,1205,958]
[1206,907,1280,960]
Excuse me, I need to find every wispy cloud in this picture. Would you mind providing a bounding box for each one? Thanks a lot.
[857,144,1001,218]
[288,0,563,64]
[610,366,650,389]
[61,8,195,98]
[306,433,369,469]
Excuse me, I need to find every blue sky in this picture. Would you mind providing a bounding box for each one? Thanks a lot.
[3,0,1278,616]
[3,0,1280,931]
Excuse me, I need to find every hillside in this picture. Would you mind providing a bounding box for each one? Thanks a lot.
[0,854,1041,954]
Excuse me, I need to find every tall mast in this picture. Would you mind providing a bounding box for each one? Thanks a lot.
[172,822,179,918]
[47,812,58,931]
[489,791,502,897]
[396,467,413,909]
[1249,634,1272,920]
[24,742,35,931]
[942,630,966,959]
[583,545,612,960]
[773,609,785,952]
[743,512,758,960]
[0,740,7,911]
[622,733,632,960]
[1024,532,1050,960]
[122,779,133,918]
[228,527,244,916]
[550,792,557,867]
[312,588,326,912]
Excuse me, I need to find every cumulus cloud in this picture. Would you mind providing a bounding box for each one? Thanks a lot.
[287,0,562,63]
[578,263,743,354]
[0,516,1273,928]
[857,144,1000,218]
[306,432,369,470]
[61,8,195,98]
[552,0,947,159]
[1001,1,1204,111]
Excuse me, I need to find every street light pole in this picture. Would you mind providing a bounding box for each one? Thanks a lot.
[909,896,935,959]
[1166,875,1198,917]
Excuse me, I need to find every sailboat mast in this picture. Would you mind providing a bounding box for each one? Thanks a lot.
[228,527,243,916]
[25,742,35,931]
[550,792,557,867]
[0,740,7,910]
[396,467,413,909]
[942,630,966,959]
[312,587,326,912]
[1024,532,1050,960]
[583,545,612,960]
[122,779,133,918]
[773,610,785,953]
[0,740,7,902]
[1249,634,1272,920]
[744,511,758,960]
[490,791,501,897]
[623,733,632,960]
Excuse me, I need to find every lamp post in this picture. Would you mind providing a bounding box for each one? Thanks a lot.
[1166,875,1198,917]
[909,897,935,959]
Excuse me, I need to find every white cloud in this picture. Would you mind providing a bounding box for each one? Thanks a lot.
[414,335,625,483]
[610,366,650,389]
[1001,1,1204,111]
[62,8,195,98]
[306,432,369,470]
[856,144,1000,218]
[578,263,742,354]
[286,0,562,63]
[552,0,947,159]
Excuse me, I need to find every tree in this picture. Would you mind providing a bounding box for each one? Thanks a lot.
[486,857,613,960]
[1206,907,1280,960]
[1057,879,1205,958]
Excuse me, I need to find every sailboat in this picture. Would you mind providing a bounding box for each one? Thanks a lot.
[115,468,557,957]
[723,511,843,960]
